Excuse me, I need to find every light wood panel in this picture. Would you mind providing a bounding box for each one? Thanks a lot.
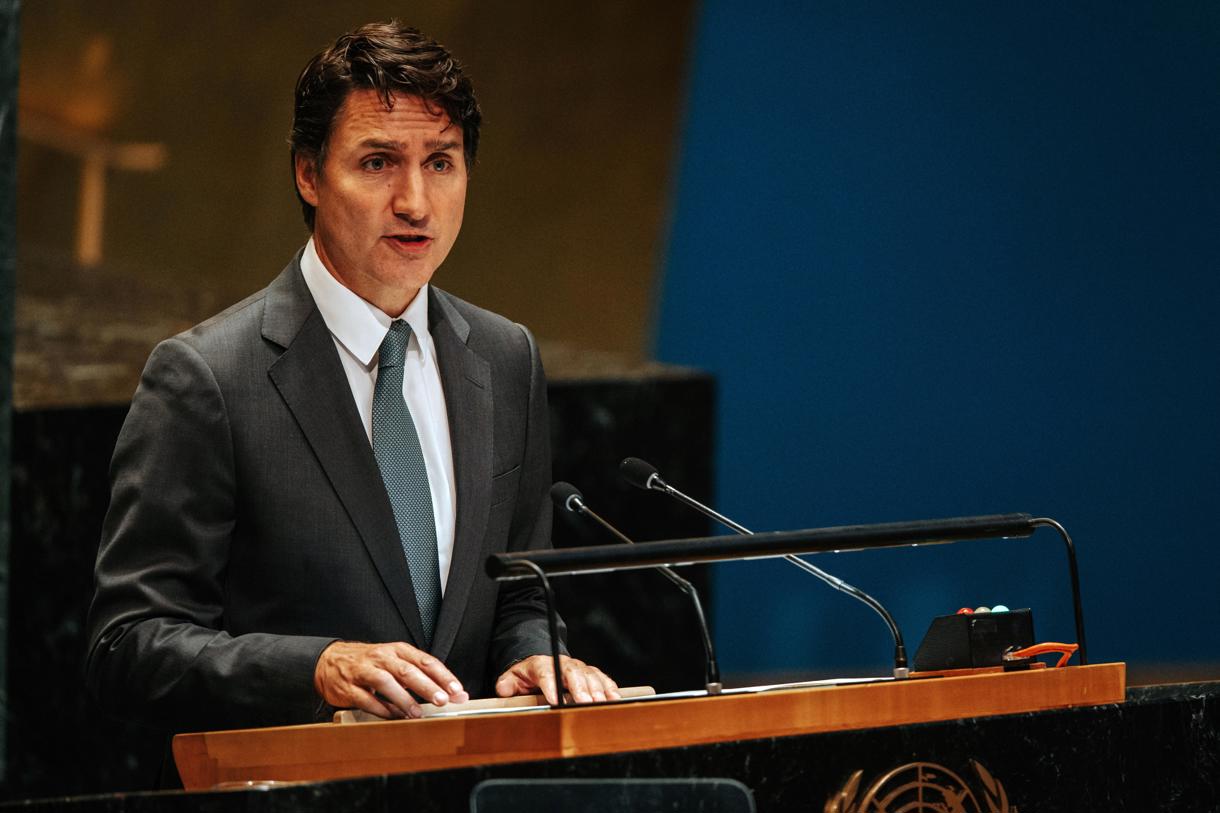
[174,662,1125,790]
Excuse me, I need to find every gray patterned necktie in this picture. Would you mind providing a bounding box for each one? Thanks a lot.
[372,320,441,648]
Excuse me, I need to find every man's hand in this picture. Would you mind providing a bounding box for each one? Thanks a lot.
[495,655,620,706]
[314,641,469,719]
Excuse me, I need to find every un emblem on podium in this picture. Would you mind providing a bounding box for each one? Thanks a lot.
[825,759,1013,813]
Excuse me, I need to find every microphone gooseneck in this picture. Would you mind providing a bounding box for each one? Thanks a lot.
[619,458,910,679]
[550,481,722,694]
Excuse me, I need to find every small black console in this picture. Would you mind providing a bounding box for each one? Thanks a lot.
[913,608,1035,671]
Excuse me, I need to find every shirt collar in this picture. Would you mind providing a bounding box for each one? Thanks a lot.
[299,237,432,368]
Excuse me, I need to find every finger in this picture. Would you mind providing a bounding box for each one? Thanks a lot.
[368,669,423,718]
[389,659,452,707]
[599,669,622,700]
[582,668,609,702]
[495,669,531,698]
[348,685,401,720]
[393,644,467,703]
[562,662,593,703]
[495,673,515,697]
[583,666,619,700]
[413,654,467,702]
[533,662,559,706]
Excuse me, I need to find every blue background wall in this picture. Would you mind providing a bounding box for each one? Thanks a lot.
[657,2,1220,677]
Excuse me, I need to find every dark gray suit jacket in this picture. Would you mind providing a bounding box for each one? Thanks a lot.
[86,255,558,733]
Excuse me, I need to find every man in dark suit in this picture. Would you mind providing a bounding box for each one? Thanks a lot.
[86,21,617,734]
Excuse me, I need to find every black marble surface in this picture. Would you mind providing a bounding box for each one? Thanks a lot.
[6,680,1219,811]
[0,0,21,783]
[0,373,715,801]
[548,377,715,694]
[4,407,164,798]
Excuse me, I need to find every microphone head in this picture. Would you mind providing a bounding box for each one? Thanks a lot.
[549,481,585,513]
[620,457,662,490]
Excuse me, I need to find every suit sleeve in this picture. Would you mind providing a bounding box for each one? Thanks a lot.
[85,337,334,732]
[488,324,568,673]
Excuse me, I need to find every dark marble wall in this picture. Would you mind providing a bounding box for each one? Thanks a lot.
[5,407,164,797]
[548,377,715,694]
[0,373,714,800]
[0,0,21,783]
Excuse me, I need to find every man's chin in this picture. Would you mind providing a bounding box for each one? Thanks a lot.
[358,265,435,314]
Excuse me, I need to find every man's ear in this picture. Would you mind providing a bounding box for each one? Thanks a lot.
[294,153,320,207]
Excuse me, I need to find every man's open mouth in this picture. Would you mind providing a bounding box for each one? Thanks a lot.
[389,235,430,245]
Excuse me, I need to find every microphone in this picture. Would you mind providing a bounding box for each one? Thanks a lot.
[620,457,910,679]
[550,481,722,695]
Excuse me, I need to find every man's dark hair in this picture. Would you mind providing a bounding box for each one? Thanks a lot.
[289,21,482,230]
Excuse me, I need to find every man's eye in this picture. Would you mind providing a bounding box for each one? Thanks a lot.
[364,157,387,171]
[429,158,452,172]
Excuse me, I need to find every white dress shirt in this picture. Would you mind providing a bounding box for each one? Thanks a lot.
[299,238,457,593]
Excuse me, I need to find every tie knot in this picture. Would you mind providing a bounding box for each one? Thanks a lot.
[378,320,412,368]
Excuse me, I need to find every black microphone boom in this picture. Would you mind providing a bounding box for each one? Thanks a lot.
[550,481,723,695]
[493,501,1087,666]
[492,514,1041,576]
[620,457,910,679]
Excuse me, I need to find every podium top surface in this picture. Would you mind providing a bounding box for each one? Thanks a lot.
[174,662,1126,791]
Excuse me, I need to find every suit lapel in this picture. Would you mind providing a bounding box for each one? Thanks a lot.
[428,289,492,662]
[262,262,427,647]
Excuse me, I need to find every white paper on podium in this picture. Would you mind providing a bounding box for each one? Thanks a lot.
[406,676,893,720]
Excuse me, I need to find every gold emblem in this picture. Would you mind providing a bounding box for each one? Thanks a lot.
[825,759,1012,813]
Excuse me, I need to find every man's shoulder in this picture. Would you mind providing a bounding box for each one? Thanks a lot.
[172,260,308,354]
[142,260,310,386]
[431,287,530,347]
[160,287,270,367]
[191,288,270,340]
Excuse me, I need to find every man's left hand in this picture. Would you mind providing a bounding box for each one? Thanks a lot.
[495,655,620,705]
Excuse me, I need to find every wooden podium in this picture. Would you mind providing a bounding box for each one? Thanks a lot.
[173,662,1125,790]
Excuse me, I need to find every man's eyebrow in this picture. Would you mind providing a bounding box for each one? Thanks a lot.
[355,138,461,153]
[358,138,404,152]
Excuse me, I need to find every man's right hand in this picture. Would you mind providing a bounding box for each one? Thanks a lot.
[313,641,469,719]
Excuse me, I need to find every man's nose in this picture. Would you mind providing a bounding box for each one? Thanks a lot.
[392,167,429,222]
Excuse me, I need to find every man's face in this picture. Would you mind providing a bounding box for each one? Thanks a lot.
[295,89,467,315]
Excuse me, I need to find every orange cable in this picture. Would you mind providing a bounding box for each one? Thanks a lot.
[1005,642,1079,668]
